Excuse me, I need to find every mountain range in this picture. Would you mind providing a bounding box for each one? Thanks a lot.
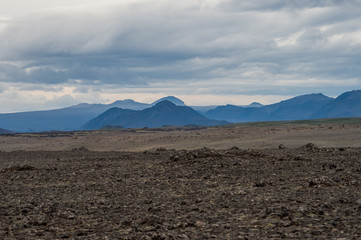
[0,96,182,132]
[204,90,361,123]
[1,90,361,132]
[311,90,361,119]
[82,100,226,130]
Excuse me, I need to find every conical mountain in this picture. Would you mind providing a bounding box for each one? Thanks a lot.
[81,108,137,130]
[82,100,226,130]
[152,96,185,106]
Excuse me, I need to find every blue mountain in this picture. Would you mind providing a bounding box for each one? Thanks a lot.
[312,90,361,118]
[1,91,361,132]
[0,99,150,132]
[82,100,227,130]
[152,96,186,106]
[205,93,334,122]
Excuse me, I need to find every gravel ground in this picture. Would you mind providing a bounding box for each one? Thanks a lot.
[1,144,361,239]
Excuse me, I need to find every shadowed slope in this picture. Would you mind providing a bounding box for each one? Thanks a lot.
[82,100,227,130]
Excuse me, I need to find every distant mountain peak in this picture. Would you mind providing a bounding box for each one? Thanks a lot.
[153,100,177,107]
[249,102,263,107]
[336,90,361,101]
[293,93,330,99]
[224,104,238,108]
[152,96,185,106]
[311,90,361,118]
[150,100,182,112]
[278,93,333,105]
[111,99,136,104]
[70,103,92,108]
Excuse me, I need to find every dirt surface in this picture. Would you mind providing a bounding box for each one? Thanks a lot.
[1,123,361,239]
[1,145,361,239]
[1,123,361,152]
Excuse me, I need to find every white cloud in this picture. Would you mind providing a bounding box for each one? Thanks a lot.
[274,31,305,47]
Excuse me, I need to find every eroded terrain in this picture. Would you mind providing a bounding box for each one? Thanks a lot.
[1,143,361,239]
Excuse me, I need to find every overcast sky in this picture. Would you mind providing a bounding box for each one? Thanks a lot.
[0,0,361,112]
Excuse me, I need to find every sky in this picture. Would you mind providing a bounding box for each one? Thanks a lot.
[0,0,361,113]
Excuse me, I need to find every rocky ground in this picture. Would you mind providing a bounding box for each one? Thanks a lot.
[1,122,361,152]
[1,144,361,239]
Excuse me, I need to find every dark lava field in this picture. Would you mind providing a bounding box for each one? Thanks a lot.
[1,145,361,239]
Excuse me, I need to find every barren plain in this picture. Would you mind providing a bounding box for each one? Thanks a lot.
[1,120,361,239]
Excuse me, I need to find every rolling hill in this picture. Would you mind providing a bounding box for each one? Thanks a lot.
[205,93,334,122]
[0,128,15,134]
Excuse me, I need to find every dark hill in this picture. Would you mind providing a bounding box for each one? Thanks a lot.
[312,90,361,118]
[205,105,266,123]
[205,93,334,123]
[0,98,155,132]
[82,101,227,130]
[192,102,263,114]
[264,93,333,120]
[0,96,188,132]
[248,102,263,107]
[0,128,15,134]
[81,108,137,130]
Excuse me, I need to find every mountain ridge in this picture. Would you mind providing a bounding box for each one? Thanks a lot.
[0,96,186,132]
[1,91,361,132]
[205,93,335,122]
[82,100,227,130]
[311,90,361,118]
[204,91,361,123]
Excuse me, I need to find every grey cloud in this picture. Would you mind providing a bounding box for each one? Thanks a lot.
[217,0,351,12]
[28,67,67,84]
[0,0,360,96]
[73,86,92,93]
[17,84,63,92]
[0,63,67,84]
[0,63,26,81]
[45,94,78,108]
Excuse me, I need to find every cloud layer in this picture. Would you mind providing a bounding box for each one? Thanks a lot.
[0,0,361,112]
